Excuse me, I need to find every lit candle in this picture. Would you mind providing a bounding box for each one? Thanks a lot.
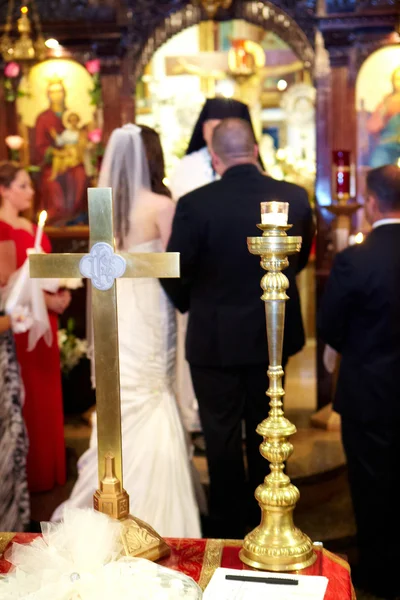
[34,210,47,251]
[261,201,288,226]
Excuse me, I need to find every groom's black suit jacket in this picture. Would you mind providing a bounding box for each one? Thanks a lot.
[161,163,315,367]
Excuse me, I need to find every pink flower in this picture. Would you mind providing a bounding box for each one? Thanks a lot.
[4,62,20,78]
[85,59,100,75]
[87,128,102,144]
[5,135,23,150]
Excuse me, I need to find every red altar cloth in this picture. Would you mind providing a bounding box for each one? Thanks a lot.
[0,534,355,599]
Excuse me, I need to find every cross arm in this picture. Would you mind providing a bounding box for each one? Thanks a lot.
[29,253,84,278]
[120,252,180,279]
[29,251,180,280]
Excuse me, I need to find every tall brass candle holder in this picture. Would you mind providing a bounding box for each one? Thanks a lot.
[240,202,316,571]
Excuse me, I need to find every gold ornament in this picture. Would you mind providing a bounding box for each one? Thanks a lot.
[196,0,233,19]
[1,1,47,63]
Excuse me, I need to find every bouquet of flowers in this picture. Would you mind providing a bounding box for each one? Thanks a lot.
[58,318,88,375]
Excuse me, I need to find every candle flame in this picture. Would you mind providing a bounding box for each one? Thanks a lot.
[21,5,28,13]
[355,232,364,244]
[397,157,400,168]
[38,210,47,227]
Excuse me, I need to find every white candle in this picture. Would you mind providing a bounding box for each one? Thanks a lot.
[261,212,288,226]
[34,210,47,250]
[260,201,288,226]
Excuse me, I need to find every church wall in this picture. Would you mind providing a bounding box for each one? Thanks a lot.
[0,79,18,161]
[331,67,356,157]
[101,72,124,144]
[0,81,12,161]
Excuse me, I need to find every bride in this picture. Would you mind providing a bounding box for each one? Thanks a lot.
[52,124,201,538]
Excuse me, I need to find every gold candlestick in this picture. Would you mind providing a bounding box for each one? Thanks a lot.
[239,221,316,571]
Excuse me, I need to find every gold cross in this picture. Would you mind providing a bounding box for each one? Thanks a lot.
[29,189,178,559]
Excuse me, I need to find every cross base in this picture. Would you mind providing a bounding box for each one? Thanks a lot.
[120,515,171,561]
[94,453,170,562]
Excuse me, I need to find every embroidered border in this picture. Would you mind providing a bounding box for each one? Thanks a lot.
[323,547,351,573]
[198,539,225,590]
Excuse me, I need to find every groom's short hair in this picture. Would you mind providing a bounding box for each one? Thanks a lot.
[212,118,256,165]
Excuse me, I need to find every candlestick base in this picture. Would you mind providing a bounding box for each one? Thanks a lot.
[239,412,316,571]
[239,474,316,571]
[240,529,316,571]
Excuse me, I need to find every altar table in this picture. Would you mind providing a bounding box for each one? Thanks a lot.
[0,534,355,599]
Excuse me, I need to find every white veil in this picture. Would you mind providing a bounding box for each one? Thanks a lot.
[87,123,151,386]
[97,123,151,251]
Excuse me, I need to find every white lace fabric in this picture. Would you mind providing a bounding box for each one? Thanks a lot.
[0,508,202,599]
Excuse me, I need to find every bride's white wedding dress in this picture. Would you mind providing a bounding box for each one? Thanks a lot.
[52,239,201,538]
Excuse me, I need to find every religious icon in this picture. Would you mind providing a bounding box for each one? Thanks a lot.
[356,45,400,207]
[357,46,400,169]
[366,65,400,168]
[17,59,97,225]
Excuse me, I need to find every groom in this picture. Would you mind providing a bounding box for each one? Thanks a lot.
[161,118,314,538]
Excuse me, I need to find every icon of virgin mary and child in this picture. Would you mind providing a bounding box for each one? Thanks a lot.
[34,77,91,224]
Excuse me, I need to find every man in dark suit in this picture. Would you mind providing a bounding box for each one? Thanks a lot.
[162,118,314,538]
[319,164,400,599]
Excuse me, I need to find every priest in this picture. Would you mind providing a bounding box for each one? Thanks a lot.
[169,97,258,201]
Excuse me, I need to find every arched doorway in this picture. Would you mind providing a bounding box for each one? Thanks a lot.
[134,8,316,205]
[133,2,314,81]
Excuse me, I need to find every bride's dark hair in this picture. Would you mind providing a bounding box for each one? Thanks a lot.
[99,123,172,249]
[140,126,171,198]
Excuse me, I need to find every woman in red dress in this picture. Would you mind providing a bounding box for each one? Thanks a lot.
[0,162,71,492]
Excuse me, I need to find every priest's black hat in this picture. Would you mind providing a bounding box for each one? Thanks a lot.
[186,97,256,155]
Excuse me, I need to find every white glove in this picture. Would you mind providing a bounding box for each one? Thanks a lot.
[8,305,34,334]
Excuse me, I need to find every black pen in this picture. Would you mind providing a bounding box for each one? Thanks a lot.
[225,574,299,586]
